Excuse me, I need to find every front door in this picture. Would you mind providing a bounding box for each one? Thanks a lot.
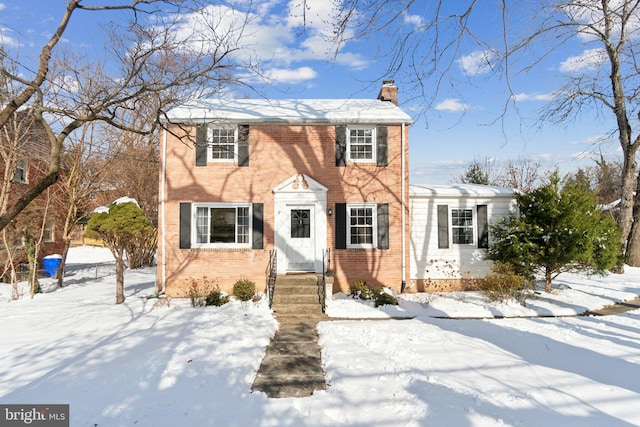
[286,206,315,271]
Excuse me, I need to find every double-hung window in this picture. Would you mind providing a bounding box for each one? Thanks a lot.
[209,126,237,162]
[347,203,377,248]
[14,159,27,183]
[451,208,474,245]
[347,126,376,162]
[193,203,251,247]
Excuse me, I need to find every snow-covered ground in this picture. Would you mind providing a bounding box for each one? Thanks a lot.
[1,246,639,426]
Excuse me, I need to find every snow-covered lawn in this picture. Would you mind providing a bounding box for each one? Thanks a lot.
[1,246,639,426]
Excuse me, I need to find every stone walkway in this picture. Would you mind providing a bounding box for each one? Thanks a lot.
[251,318,327,398]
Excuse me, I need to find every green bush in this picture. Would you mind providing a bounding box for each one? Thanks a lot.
[349,280,381,300]
[205,287,229,307]
[233,279,256,302]
[482,262,534,304]
[375,292,398,307]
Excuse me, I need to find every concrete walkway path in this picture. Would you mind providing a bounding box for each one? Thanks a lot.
[252,318,327,398]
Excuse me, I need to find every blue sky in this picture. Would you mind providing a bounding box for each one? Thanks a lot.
[0,0,623,185]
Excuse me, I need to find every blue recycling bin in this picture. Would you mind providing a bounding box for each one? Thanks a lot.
[42,254,63,277]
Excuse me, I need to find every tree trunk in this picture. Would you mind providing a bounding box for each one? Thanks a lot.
[115,255,125,304]
[625,172,640,265]
[57,239,71,287]
[545,268,552,293]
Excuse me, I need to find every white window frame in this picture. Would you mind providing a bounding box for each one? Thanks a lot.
[14,159,27,183]
[44,223,55,242]
[451,208,475,245]
[347,125,376,163]
[347,203,377,248]
[192,202,252,248]
[208,125,238,162]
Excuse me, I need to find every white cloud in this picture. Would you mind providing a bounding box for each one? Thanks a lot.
[512,92,556,102]
[435,98,470,112]
[0,27,19,47]
[168,1,368,86]
[264,66,317,84]
[457,50,499,76]
[559,48,606,73]
[403,13,423,28]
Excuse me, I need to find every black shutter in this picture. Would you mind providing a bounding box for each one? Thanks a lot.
[179,203,191,249]
[376,126,388,167]
[377,203,389,249]
[252,203,263,249]
[238,125,249,167]
[335,203,347,249]
[195,125,207,166]
[477,204,489,249]
[335,125,347,166]
[437,205,449,249]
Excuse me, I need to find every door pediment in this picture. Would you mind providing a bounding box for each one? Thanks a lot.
[273,174,328,194]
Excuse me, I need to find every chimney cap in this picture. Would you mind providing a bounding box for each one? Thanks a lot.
[382,79,395,86]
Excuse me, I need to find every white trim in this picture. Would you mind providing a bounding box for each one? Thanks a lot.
[160,129,167,293]
[401,122,406,288]
[273,174,328,274]
[346,125,376,163]
[346,203,377,249]
[191,202,252,248]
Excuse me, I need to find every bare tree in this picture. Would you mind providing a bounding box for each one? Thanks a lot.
[0,0,256,232]
[494,157,544,194]
[454,157,493,185]
[56,123,115,286]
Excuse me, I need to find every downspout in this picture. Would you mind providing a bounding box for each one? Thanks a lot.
[401,122,407,292]
[160,128,167,293]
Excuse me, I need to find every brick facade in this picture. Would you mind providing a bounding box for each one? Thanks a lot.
[158,93,412,297]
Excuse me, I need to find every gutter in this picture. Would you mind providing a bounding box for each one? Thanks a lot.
[160,128,167,293]
[401,122,407,292]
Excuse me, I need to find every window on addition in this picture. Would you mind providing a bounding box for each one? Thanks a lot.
[451,208,474,245]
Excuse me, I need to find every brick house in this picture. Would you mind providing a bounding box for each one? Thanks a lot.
[0,111,65,280]
[158,81,413,296]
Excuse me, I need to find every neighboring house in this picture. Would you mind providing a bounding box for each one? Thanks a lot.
[0,111,65,279]
[158,81,413,296]
[409,184,516,291]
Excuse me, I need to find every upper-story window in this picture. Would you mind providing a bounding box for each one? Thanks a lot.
[14,159,27,183]
[347,126,376,162]
[209,126,237,162]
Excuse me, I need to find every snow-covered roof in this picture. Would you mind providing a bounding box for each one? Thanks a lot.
[409,183,515,198]
[164,98,414,125]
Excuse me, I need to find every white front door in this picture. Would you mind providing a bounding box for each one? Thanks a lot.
[286,205,315,271]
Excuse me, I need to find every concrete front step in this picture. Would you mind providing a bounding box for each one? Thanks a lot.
[275,285,319,295]
[272,303,324,315]
[273,294,320,304]
[276,276,318,287]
